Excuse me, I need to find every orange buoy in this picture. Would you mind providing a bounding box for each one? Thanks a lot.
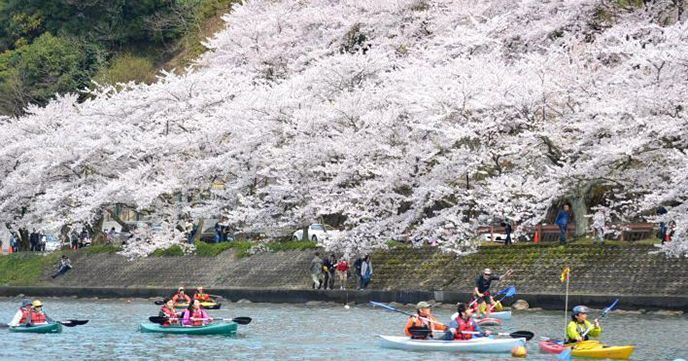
[512,345,527,358]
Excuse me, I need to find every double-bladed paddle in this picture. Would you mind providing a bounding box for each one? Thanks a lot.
[0,320,88,328]
[148,316,252,325]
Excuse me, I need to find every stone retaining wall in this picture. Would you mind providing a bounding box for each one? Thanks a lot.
[4,244,687,310]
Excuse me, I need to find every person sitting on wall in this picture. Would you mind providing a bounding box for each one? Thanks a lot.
[51,255,73,279]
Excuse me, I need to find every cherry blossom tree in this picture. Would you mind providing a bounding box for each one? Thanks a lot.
[0,0,685,257]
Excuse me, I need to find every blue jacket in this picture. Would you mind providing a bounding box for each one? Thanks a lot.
[555,210,571,226]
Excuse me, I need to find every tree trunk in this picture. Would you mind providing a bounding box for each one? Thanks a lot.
[192,218,205,243]
[302,225,309,241]
[18,228,29,251]
[86,211,105,245]
[569,182,594,238]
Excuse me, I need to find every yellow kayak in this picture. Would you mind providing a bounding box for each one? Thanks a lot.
[539,340,635,360]
[174,301,222,310]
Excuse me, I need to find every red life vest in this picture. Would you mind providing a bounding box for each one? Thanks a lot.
[454,317,476,340]
[161,306,178,326]
[31,311,47,324]
[19,307,30,324]
[189,309,205,326]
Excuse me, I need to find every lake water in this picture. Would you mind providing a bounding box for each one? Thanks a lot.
[1,298,686,360]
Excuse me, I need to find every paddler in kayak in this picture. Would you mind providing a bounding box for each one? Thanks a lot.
[158,298,181,326]
[444,302,492,340]
[567,305,602,343]
[25,300,53,325]
[473,268,513,318]
[404,301,446,339]
[7,299,33,327]
[172,287,192,305]
[193,286,211,302]
[182,299,213,327]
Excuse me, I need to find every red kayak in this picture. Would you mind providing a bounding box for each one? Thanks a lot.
[476,318,502,326]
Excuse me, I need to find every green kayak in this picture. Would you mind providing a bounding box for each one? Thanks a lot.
[9,323,63,334]
[139,322,238,335]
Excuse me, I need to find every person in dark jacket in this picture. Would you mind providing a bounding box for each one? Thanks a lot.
[555,204,572,245]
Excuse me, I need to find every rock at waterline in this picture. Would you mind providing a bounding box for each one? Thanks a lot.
[511,299,529,310]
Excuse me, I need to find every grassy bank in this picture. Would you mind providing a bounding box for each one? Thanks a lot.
[0,245,121,285]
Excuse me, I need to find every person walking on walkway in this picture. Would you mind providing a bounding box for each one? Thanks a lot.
[360,255,373,290]
[310,252,324,289]
[555,204,572,245]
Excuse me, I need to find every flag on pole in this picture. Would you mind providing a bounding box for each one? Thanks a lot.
[560,267,570,283]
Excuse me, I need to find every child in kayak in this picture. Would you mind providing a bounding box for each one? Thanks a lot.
[182,299,212,327]
[7,299,33,327]
[159,298,180,326]
[404,301,446,339]
[444,303,492,340]
[567,305,602,343]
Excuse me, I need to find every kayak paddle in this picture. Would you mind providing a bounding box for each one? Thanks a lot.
[462,330,534,341]
[487,286,517,312]
[469,285,516,308]
[153,300,165,306]
[581,298,619,337]
[58,320,89,327]
[369,301,448,327]
[148,316,251,325]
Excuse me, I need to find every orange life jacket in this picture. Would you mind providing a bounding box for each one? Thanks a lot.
[404,315,431,338]
[31,311,47,324]
[454,317,476,340]
[194,293,210,302]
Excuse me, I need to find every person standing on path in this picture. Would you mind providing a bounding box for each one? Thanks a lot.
[321,253,334,290]
[310,252,324,289]
[360,255,373,290]
[555,204,572,245]
[473,268,513,317]
[503,219,512,246]
[335,257,350,290]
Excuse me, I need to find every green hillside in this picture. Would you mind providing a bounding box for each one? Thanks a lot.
[0,0,235,116]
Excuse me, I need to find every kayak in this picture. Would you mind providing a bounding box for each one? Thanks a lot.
[379,335,525,353]
[174,302,221,310]
[475,318,503,326]
[9,323,63,334]
[539,340,635,360]
[139,322,237,335]
[472,311,511,320]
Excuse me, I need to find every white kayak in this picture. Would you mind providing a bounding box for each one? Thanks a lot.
[473,311,511,320]
[378,335,525,353]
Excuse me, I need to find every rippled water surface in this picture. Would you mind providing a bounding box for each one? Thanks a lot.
[1,298,686,360]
